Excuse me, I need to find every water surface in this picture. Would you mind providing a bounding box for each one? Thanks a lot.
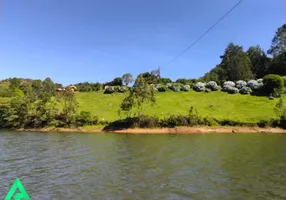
[0,131,286,199]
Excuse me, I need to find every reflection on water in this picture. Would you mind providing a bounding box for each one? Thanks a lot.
[0,132,286,199]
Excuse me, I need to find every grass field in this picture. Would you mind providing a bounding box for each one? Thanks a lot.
[75,91,283,123]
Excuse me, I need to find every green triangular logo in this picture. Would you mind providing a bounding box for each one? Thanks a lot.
[5,178,30,200]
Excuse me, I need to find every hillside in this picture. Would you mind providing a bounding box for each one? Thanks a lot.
[75,91,281,123]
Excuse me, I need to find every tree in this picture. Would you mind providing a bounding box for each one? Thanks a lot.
[151,68,161,79]
[158,77,172,84]
[60,87,79,127]
[267,24,286,57]
[43,77,56,95]
[268,51,286,76]
[111,77,123,86]
[247,45,271,78]
[119,74,156,118]
[220,43,253,81]
[263,74,284,97]
[122,73,133,86]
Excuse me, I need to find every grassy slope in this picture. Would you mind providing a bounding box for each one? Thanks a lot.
[76,91,282,123]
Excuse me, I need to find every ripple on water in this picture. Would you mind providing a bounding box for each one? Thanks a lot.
[0,132,286,200]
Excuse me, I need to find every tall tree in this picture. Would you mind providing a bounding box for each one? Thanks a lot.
[122,73,133,86]
[267,24,286,57]
[220,43,253,81]
[119,74,156,118]
[43,77,56,95]
[269,51,286,76]
[247,45,271,78]
[60,87,79,127]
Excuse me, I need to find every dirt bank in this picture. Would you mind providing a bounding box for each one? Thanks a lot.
[17,127,286,134]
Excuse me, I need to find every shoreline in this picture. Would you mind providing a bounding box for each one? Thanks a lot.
[16,126,286,134]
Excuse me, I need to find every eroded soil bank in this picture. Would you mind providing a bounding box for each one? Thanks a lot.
[17,127,286,134]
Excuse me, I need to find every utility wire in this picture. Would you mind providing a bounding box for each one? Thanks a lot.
[166,0,243,65]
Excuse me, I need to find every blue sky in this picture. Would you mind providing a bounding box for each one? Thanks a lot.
[0,0,285,85]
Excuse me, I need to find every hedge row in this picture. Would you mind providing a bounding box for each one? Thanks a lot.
[103,115,281,130]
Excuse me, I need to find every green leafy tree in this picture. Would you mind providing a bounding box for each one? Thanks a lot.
[267,24,286,57]
[111,77,123,86]
[43,77,56,95]
[122,73,133,86]
[247,45,271,78]
[60,87,79,127]
[263,74,284,97]
[119,74,156,118]
[220,43,253,81]
[268,51,286,76]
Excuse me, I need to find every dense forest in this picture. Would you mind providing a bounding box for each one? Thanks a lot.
[0,24,286,130]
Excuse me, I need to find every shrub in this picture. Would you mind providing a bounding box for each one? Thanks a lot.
[263,74,284,97]
[223,81,235,87]
[139,115,159,128]
[118,86,129,93]
[247,80,263,90]
[235,80,247,89]
[193,82,205,92]
[181,85,190,91]
[154,84,168,92]
[222,85,239,94]
[239,86,252,94]
[75,111,98,126]
[199,117,219,126]
[188,106,200,125]
[206,81,218,91]
[161,115,189,127]
[168,83,183,92]
[204,88,211,93]
[104,86,115,94]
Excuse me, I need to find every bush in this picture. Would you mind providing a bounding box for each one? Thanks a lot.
[161,115,189,127]
[139,115,159,128]
[206,81,218,91]
[181,85,190,91]
[168,83,183,92]
[199,117,219,126]
[76,111,98,126]
[247,80,263,90]
[104,86,115,94]
[239,86,252,94]
[263,74,284,97]
[223,81,235,87]
[155,84,168,92]
[235,80,247,89]
[204,88,211,93]
[222,85,239,94]
[118,86,129,93]
[193,82,205,92]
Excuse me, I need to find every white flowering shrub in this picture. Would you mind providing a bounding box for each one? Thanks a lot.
[223,81,235,87]
[104,86,115,94]
[239,86,252,94]
[222,85,239,94]
[167,83,172,88]
[206,81,218,91]
[156,84,168,92]
[118,86,129,93]
[257,78,263,83]
[181,85,190,91]
[168,83,183,92]
[235,80,247,89]
[247,80,263,90]
[193,82,205,92]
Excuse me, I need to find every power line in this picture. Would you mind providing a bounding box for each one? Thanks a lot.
[166,0,243,65]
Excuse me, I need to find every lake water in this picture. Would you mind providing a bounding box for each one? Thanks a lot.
[0,131,286,200]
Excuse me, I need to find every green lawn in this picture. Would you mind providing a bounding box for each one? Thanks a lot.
[75,91,283,123]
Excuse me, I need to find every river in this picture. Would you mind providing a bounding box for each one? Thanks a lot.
[0,131,286,199]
